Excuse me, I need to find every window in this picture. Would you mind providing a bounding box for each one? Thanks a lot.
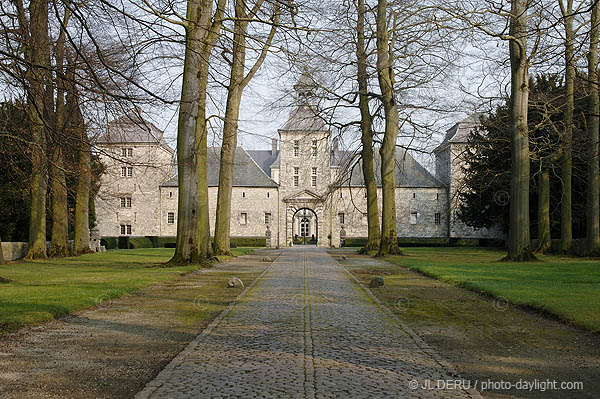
[293,140,299,157]
[121,148,127,157]
[340,191,343,198]
[127,167,133,177]
[122,148,133,157]
[240,212,247,225]
[435,212,441,225]
[413,192,416,199]
[121,166,127,177]
[169,191,173,198]
[436,193,439,200]
[120,197,132,208]
[120,224,132,235]
[167,212,175,224]
[264,212,271,224]
[311,167,317,187]
[311,139,317,157]
[364,191,367,198]
[267,192,270,198]
[410,212,418,225]
[242,192,246,198]
[338,212,345,225]
[293,167,299,187]
[127,148,133,157]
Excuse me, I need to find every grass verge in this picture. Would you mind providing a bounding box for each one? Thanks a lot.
[0,247,257,333]
[381,246,600,332]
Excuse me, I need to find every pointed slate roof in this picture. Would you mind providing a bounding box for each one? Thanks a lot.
[160,147,278,188]
[434,114,481,152]
[97,109,169,147]
[279,105,326,131]
[339,149,444,188]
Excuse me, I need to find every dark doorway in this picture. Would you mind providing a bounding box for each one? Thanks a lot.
[292,208,318,245]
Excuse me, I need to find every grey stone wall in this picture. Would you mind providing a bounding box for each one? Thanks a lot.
[96,143,174,237]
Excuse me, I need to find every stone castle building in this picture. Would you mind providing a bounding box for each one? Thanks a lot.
[96,73,503,247]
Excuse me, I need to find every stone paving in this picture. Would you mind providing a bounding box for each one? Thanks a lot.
[136,247,480,399]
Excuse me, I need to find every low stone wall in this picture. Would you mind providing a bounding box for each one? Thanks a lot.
[1,242,29,261]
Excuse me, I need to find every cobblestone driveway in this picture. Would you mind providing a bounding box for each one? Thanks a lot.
[136,247,480,398]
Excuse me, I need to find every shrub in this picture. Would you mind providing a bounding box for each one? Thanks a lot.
[230,237,266,247]
[100,237,118,250]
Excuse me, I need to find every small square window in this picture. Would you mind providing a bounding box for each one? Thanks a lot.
[264,212,271,224]
[410,212,418,225]
[167,212,175,224]
[240,213,247,225]
[435,212,441,225]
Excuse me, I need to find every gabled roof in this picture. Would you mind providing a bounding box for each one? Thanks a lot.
[97,109,169,147]
[339,148,444,188]
[160,147,278,188]
[279,105,326,131]
[434,114,481,153]
[247,150,279,177]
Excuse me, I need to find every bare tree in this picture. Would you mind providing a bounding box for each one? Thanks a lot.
[586,0,600,255]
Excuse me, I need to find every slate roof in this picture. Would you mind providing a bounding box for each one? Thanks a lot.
[246,150,279,177]
[97,109,170,147]
[434,114,481,152]
[161,147,278,188]
[279,105,326,131]
[338,149,444,188]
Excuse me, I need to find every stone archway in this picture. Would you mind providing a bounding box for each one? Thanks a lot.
[285,202,326,247]
[291,207,318,245]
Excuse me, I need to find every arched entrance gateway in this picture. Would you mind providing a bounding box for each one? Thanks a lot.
[292,208,318,245]
[283,191,327,247]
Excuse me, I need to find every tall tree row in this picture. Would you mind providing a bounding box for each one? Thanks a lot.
[214,0,279,256]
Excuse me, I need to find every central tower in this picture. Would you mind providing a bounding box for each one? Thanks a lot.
[277,71,331,246]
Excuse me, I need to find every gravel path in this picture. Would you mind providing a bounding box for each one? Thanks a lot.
[137,246,480,399]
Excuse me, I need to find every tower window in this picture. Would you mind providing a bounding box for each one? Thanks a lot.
[127,167,133,177]
[120,197,132,208]
[267,192,270,198]
[167,212,175,224]
[311,139,317,157]
[413,192,416,199]
[169,191,173,198]
[264,212,271,224]
[240,213,248,225]
[121,166,127,177]
[435,212,441,225]
[293,167,299,187]
[242,192,246,198]
[338,212,345,225]
[293,140,299,157]
[311,167,317,187]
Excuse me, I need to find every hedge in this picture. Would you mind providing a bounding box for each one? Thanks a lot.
[342,237,504,248]
[99,236,266,249]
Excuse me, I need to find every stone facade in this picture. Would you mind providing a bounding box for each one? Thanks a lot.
[95,76,503,247]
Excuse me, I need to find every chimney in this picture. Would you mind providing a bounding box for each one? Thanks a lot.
[332,137,339,152]
[271,138,278,155]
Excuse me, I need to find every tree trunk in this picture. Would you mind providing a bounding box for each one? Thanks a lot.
[214,0,276,256]
[504,0,536,261]
[24,0,50,260]
[171,0,225,264]
[71,85,91,255]
[535,167,551,253]
[356,0,380,253]
[49,8,70,257]
[559,0,574,254]
[586,0,600,256]
[214,1,247,256]
[375,0,401,256]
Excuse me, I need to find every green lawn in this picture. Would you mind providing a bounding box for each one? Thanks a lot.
[386,247,600,332]
[0,247,256,332]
